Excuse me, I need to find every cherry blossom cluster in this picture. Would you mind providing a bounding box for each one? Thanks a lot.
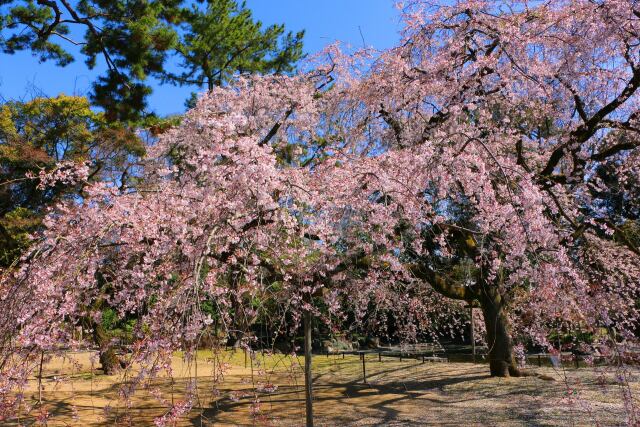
[25,161,90,190]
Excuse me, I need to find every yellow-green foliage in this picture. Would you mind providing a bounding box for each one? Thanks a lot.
[0,95,146,267]
[0,95,145,165]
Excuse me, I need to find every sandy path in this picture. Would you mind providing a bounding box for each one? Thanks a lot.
[5,351,638,426]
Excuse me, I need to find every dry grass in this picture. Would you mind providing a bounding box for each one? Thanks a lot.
[6,350,639,426]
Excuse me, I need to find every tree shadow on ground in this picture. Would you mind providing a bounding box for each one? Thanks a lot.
[189,371,493,426]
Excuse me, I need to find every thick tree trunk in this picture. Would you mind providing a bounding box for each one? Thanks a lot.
[408,262,523,378]
[93,322,120,375]
[479,292,520,377]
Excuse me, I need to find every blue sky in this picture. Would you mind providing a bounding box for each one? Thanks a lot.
[0,0,402,116]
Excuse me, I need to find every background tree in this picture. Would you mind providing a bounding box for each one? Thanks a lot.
[0,0,304,121]
[0,0,181,122]
[0,95,144,267]
[164,0,304,98]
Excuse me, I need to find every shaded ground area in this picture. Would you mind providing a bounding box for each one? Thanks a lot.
[7,350,638,426]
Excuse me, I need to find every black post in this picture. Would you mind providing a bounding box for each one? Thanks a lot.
[37,351,44,405]
[304,310,313,427]
[362,353,367,384]
[470,305,476,363]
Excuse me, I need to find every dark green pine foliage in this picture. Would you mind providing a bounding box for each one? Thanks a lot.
[0,0,304,122]
[165,0,304,93]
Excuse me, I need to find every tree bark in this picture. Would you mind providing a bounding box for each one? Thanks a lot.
[93,321,120,375]
[479,291,520,377]
[409,261,522,377]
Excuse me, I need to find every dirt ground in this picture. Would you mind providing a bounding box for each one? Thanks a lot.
[6,350,639,426]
